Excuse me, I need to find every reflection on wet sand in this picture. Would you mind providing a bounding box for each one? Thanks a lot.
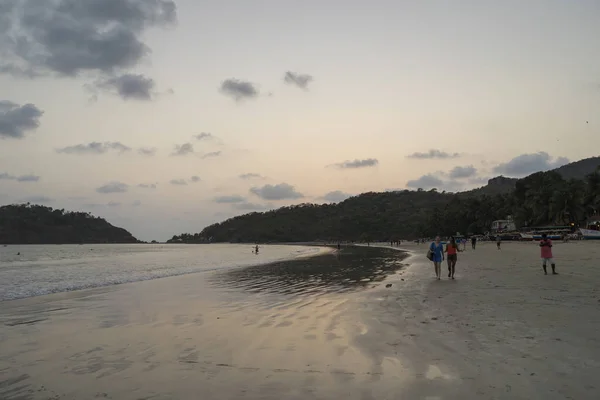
[212,246,408,296]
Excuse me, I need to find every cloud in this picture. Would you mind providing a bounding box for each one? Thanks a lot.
[171,143,194,156]
[407,149,460,159]
[132,200,142,207]
[170,179,187,185]
[332,158,379,169]
[0,100,44,139]
[234,202,273,211]
[219,79,259,101]
[250,183,303,200]
[468,177,491,185]
[96,181,129,194]
[107,201,121,207]
[239,173,264,180]
[56,141,131,154]
[406,174,463,192]
[318,191,351,203]
[190,176,201,183]
[202,151,222,159]
[448,165,477,179]
[194,132,214,141]
[137,147,156,156]
[138,183,157,189]
[406,174,445,189]
[214,195,245,204]
[93,74,155,101]
[0,172,40,182]
[0,0,177,77]
[16,174,40,182]
[492,152,569,177]
[0,63,41,79]
[284,71,314,89]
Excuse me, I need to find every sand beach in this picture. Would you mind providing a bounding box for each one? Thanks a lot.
[1,242,599,400]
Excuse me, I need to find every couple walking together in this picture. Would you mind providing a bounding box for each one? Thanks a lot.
[428,236,460,280]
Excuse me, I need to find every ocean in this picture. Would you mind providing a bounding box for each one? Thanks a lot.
[0,244,325,301]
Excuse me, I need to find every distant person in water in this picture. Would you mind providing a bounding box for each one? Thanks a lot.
[255,245,259,254]
[445,236,460,279]
[429,236,444,280]
[471,236,477,250]
[540,233,558,275]
[496,236,501,250]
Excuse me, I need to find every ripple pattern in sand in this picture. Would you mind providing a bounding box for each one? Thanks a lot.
[212,246,407,297]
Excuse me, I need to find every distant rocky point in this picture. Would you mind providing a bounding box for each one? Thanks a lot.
[0,204,139,244]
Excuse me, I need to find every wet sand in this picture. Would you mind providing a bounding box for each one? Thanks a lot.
[1,243,599,399]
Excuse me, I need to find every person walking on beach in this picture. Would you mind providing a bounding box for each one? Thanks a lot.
[471,236,477,250]
[445,236,460,279]
[496,235,501,250]
[429,236,444,280]
[540,233,558,275]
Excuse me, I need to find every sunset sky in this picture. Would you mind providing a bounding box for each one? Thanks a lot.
[1,0,599,241]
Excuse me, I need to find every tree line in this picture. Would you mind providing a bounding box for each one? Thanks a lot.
[168,167,600,244]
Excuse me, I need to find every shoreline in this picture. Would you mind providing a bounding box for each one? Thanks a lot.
[0,244,334,303]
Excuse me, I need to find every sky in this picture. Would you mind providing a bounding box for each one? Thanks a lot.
[1,0,599,241]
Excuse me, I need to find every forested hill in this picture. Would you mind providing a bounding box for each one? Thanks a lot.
[169,156,600,243]
[0,204,139,244]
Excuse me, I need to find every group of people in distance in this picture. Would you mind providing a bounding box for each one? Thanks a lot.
[428,233,557,280]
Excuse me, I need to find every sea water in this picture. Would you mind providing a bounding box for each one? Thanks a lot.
[0,244,324,301]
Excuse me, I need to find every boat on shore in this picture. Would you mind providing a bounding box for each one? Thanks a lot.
[519,226,574,241]
[579,216,600,240]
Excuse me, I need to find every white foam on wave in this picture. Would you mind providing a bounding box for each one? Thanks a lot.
[0,244,325,301]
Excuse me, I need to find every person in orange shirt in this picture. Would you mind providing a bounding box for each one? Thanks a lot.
[445,236,460,279]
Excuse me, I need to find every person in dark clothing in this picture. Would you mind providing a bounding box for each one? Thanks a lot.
[471,236,477,249]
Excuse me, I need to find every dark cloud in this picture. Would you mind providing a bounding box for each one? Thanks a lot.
[94,74,155,100]
[20,195,53,204]
[56,141,131,154]
[234,202,273,211]
[96,181,129,194]
[407,149,460,159]
[250,183,303,200]
[194,132,214,140]
[138,183,157,189]
[190,176,201,183]
[0,172,40,182]
[332,158,379,169]
[171,143,194,156]
[137,147,156,156]
[170,179,187,185]
[492,152,569,177]
[406,174,444,189]
[0,0,177,77]
[214,195,245,204]
[16,174,40,182]
[220,79,259,101]
[448,165,477,179]
[284,71,314,89]
[0,63,40,79]
[239,173,264,180]
[318,191,351,203]
[0,100,43,139]
[202,151,222,159]
[406,174,463,192]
